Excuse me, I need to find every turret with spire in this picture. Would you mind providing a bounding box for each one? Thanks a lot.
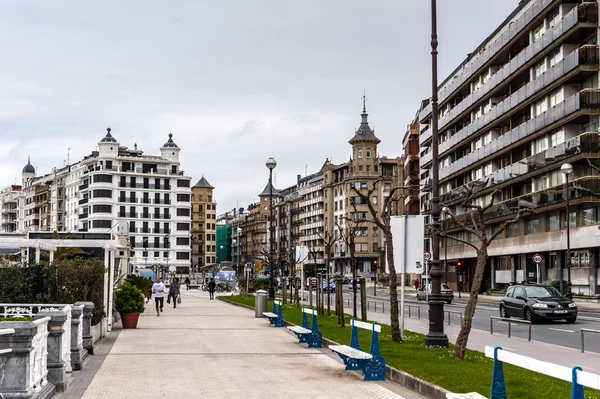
[160,133,181,162]
[22,156,36,182]
[98,127,119,158]
[349,95,380,175]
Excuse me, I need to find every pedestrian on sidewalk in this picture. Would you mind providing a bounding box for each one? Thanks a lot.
[184,276,191,290]
[152,276,166,316]
[168,278,181,308]
[208,278,216,300]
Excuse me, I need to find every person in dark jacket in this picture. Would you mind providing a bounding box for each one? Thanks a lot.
[208,278,216,300]
[168,278,181,308]
[184,277,191,290]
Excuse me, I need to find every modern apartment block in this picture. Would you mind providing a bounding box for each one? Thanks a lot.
[419,0,600,293]
[2,129,196,276]
[191,177,217,270]
[0,185,22,233]
[232,102,404,279]
[403,101,428,215]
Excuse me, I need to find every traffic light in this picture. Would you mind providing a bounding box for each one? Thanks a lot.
[457,261,462,268]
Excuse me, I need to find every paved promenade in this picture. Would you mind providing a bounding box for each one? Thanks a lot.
[72,291,424,399]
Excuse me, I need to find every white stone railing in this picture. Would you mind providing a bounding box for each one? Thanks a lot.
[0,303,71,318]
[0,328,15,355]
[31,317,50,393]
[62,305,73,373]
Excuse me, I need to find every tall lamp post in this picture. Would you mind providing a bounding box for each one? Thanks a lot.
[266,157,277,300]
[190,228,198,277]
[561,163,573,296]
[425,0,449,348]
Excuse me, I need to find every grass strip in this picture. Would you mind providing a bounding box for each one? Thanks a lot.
[0,316,34,322]
[221,295,600,399]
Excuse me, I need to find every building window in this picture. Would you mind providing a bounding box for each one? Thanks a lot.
[92,220,112,229]
[583,207,598,225]
[366,149,371,158]
[92,190,112,198]
[176,208,190,216]
[177,179,190,188]
[177,194,190,202]
[176,223,190,231]
[176,252,190,260]
[566,210,577,227]
[176,237,190,246]
[548,213,560,231]
[507,223,520,238]
[526,218,540,234]
[358,150,363,158]
[92,205,112,213]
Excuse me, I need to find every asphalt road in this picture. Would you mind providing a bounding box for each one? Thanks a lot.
[309,286,600,354]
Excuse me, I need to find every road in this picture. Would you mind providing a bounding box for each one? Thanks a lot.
[305,286,600,354]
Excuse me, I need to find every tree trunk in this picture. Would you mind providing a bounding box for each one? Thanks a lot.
[326,255,331,316]
[453,245,488,359]
[385,231,402,342]
[352,253,357,319]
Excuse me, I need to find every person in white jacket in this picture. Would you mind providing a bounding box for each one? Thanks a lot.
[152,276,166,316]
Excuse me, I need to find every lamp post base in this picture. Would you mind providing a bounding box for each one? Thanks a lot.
[425,300,449,348]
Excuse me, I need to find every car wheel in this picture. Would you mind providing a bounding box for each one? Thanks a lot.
[566,317,577,324]
[499,305,509,318]
[524,308,535,323]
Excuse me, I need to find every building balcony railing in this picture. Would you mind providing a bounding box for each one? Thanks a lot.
[119,212,138,218]
[118,197,138,203]
[423,6,593,131]
[78,213,88,219]
[420,0,569,122]
[78,183,89,191]
[422,47,593,166]
[436,131,600,206]
[428,88,591,180]
[78,198,88,205]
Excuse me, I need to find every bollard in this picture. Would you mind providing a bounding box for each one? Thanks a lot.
[255,290,268,318]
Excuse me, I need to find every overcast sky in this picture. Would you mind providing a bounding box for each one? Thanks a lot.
[0,1,517,213]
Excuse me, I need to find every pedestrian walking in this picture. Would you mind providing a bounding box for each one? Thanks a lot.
[168,278,181,308]
[208,278,216,300]
[152,276,166,316]
[184,276,191,290]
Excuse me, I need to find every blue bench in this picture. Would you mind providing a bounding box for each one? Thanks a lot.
[330,319,386,381]
[288,308,322,348]
[262,300,284,327]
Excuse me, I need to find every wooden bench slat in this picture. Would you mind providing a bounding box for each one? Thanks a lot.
[273,300,282,305]
[288,326,311,334]
[330,345,372,360]
[302,308,317,315]
[351,319,381,332]
[263,312,277,318]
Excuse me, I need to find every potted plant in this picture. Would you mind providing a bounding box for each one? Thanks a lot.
[114,283,145,328]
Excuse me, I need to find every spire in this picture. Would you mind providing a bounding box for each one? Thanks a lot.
[100,127,117,143]
[162,132,179,148]
[349,93,380,144]
[361,92,368,124]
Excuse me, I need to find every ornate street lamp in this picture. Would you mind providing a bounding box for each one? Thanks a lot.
[561,162,573,296]
[425,0,449,348]
[266,157,277,300]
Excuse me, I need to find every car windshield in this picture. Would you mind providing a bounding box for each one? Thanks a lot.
[441,284,450,290]
[524,286,562,298]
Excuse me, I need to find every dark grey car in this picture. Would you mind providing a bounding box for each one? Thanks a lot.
[499,284,577,323]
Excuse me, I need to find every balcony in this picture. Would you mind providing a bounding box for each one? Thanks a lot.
[429,88,588,179]
[78,213,89,219]
[438,131,600,206]
[423,49,594,166]
[78,198,89,205]
[119,212,138,218]
[118,197,138,204]
[78,183,89,191]
[420,0,575,122]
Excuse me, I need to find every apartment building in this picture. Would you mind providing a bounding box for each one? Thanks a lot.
[231,102,403,280]
[2,129,196,276]
[419,0,600,294]
[403,101,428,215]
[191,177,217,270]
[0,185,22,233]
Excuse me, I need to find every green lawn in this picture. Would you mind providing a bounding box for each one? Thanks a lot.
[221,295,600,399]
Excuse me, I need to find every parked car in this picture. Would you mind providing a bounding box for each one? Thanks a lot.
[416,283,454,304]
[499,284,577,323]
[305,278,317,288]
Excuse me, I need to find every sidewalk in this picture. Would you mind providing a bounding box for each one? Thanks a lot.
[75,290,425,399]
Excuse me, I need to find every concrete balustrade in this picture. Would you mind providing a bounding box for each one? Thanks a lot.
[75,301,95,355]
[70,305,87,370]
[0,302,99,399]
[34,310,70,392]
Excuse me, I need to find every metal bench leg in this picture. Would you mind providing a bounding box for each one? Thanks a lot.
[363,356,386,381]
[490,346,507,399]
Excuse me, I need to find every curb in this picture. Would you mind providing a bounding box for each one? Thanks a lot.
[219,297,450,399]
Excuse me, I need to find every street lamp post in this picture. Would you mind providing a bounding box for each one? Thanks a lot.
[561,163,573,296]
[266,157,277,300]
[190,228,198,277]
[425,0,449,348]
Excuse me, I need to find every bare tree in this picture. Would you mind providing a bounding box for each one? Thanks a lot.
[335,210,366,319]
[352,180,405,342]
[438,184,532,359]
[315,228,337,315]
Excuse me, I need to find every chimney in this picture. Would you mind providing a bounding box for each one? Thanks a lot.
[297,174,301,184]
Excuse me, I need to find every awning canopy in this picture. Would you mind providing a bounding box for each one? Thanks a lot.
[137,268,157,282]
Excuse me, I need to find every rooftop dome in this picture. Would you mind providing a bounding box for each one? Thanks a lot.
[100,127,117,143]
[22,156,35,174]
[162,133,179,148]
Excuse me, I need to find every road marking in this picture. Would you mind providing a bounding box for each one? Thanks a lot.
[548,328,575,333]
[498,321,509,325]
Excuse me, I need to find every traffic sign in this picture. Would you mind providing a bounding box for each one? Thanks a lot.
[532,253,543,264]
[424,251,432,261]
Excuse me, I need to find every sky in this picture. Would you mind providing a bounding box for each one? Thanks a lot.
[0,1,518,213]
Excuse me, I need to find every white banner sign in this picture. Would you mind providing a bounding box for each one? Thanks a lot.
[390,215,425,274]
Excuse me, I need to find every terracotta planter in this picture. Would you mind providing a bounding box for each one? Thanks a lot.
[120,312,141,329]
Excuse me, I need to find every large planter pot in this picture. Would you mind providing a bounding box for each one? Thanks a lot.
[120,312,141,329]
